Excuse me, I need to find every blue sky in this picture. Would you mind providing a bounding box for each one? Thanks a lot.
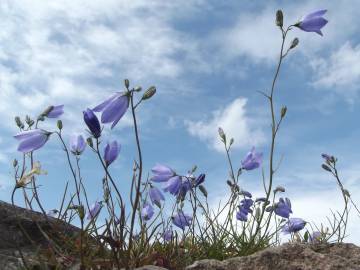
[1,0,360,243]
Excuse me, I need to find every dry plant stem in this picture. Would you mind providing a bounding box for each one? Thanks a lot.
[127,90,144,268]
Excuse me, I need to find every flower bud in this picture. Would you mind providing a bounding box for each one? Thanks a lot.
[276,10,283,27]
[322,164,332,172]
[226,180,233,187]
[57,120,63,130]
[13,159,18,167]
[124,79,130,89]
[134,86,142,92]
[25,115,31,124]
[28,120,34,127]
[218,127,226,143]
[199,185,208,197]
[229,138,234,146]
[15,116,23,129]
[289,38,299,50]
[280,106,287,118]
[142,86,156,100]
[86,137,93,148]
[343,189,350,197]
[78,205,85,220]
[40,105,54,117]
[274,186,285,193]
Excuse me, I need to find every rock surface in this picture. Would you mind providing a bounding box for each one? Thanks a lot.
[186,242,360,270]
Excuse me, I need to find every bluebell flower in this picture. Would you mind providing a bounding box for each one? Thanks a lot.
[93,92,129,129]
[103,141,120,166]
[141,202,154,221]
[14,129,51,153]
[162,228,173,241]
[236,198,253,222]
[241,147,263,170]
[163,176,182,195]
[295,10,328,36]
[172,211,192,230]
[282,218,306,234]
[149,186,165,206]
[87,201,101,220]
[274,197,292,218]
[194,173,205,187]
[151,164,175,182]
[83,108,101,138]
[69,134,86,155]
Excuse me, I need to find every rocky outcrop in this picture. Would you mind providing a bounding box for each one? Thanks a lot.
[2,200,360,269]
[186,242,360,270]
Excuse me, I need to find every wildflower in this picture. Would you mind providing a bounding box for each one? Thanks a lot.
[162,228,173,241]
[295,10,328,36]
[194,173,205,187]
[83,109,101,138]
[282,218,306,234]
[87,201,101,220]
[274,197,292,218]
[149,186,165,207]
[16,162,47,187]
[177,177,192,199]
[321,153,334,163]
[172,211,192,230]
[151,164,175,182]
[47,105,64,118]
[141,202,154,221]
[236,198,253,222]
[241,147,263,170]
[69,135,86,155]
[163,176,182,195]
[93,92,129,129]
[239,190,252,198]
[14,129,51,153]
[309,231,322,243]
[103,141,120,166]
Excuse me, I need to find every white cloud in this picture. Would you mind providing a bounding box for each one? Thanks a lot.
[311,42,360,101]
[185,98,266,152]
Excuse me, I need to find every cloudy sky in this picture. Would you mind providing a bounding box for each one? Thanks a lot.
[1,0,360,244]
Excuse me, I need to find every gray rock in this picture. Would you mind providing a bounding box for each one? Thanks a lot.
[186,242,360,270]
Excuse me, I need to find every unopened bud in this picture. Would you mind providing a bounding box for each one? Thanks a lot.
[190,165,197,173]
[86,137,93,148]
[274,186,285,193]
[15,116,23,128]
[142,86,156,100]
[57,120,63,130]
[343,189,350,197]
[218,127,226,143]
[134,86,142,92]
[199,185,207,197]
[290,38,299,50]
[41,106,54,117]
[124,79,130,89]
[226,180,233,187]
[78,205,85,220]
[13,159,18,167]
[28,120,34,127]
[322,164,332,172]
[229,138,234,146]
[281,106,287,118]
[276,10,283,27]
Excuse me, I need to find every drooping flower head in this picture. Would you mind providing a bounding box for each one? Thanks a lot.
[47,105,64,118]
[236,198,253,222]
[172,211,192,230]
[241,147,263,170]
[295,9,328,36]
[87,201,102,220]
[274,197,292,218]
[103,140,120,166]
[93,92,129,129]
[141,202,154,221]
[177,177,192,200]
[14,129,51,153]
[163,175,182,195]
[69,134,86,155]
[162,228,173,242]
[83,108,101,138]
[282,218,306,234]
[151,164,175,182]
[149,186,165,207]
[239,190,252,198]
